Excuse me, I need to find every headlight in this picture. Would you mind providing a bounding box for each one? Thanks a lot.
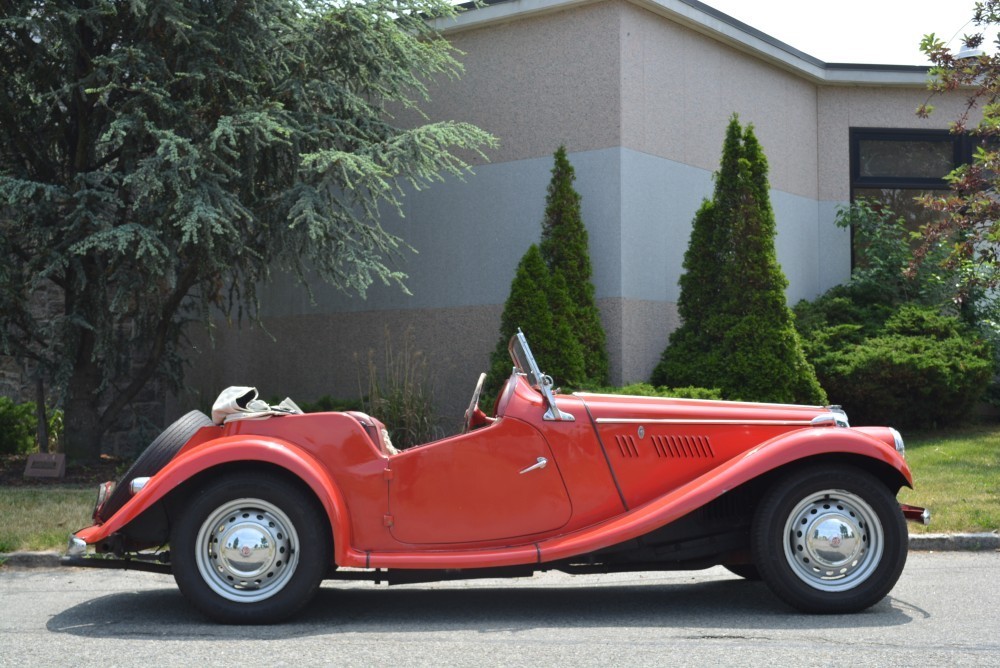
[890,428,905,458]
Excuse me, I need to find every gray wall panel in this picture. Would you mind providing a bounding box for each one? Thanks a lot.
[621,149,712,303]
[259,149,625,317]
[258,147,839,317]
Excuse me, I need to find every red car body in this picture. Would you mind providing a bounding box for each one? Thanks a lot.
[66,332,928,623]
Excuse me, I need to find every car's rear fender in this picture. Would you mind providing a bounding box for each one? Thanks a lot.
[74,436,351,564]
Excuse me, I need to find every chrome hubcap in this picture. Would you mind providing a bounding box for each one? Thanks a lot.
[783,489,883,593]
[194,499,299,603]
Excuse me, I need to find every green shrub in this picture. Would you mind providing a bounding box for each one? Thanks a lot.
[808,306,993,428]
[596,383,722,400]
[486,148,609,408]
[795,199,997,427]
[0,397,63,455]
[0,397,36,455]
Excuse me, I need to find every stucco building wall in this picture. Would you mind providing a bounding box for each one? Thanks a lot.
[179,0,967,423]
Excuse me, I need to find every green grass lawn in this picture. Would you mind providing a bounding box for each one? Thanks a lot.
[0,487,94,553]
[0,427,997,554]
[897,426,1000,534]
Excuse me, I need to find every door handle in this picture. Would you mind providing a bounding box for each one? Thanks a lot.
[519,457,548,474]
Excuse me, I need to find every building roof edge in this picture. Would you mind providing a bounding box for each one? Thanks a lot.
[440,0,931,86]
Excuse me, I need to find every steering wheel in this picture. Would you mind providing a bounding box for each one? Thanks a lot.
[463,372,488,433]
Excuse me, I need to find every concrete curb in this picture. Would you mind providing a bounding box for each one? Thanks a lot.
[909,532,1000,552]
[2,534,998,570]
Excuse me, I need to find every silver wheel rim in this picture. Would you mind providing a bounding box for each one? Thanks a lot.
[193,498,300,603]
[782,489,883,593]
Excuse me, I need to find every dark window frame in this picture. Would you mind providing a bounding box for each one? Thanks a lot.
[849,127,974,190]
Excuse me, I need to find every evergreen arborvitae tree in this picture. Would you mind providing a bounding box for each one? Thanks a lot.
[485,245,585,398]
[539,146,609,386]
[650,119,742,388]
[0,0,495,461]
[652,116,825,404]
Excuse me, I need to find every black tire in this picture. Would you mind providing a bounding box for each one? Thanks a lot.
[170,472,331,624]
[724,563,762,581]
[751,464,907,614]
[99,410,214,521]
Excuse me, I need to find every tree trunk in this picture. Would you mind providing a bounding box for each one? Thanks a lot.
[63,357,105,463]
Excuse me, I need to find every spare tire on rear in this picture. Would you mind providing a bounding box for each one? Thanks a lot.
[97,410,214,521]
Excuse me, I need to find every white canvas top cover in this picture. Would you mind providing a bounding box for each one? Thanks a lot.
[211,386,303,425]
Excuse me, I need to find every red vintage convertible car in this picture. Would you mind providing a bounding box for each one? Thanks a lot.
[65,331,929,623]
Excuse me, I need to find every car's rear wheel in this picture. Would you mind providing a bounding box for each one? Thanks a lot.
[171,472,331,624]
[751,465,907,613]
[99,410,214,521]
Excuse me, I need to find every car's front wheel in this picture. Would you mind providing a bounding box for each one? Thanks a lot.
[751,465,907,614]
[171,472,331,623]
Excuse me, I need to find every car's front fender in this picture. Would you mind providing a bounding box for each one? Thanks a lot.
[74,436,351,563]
[537,425,912,563]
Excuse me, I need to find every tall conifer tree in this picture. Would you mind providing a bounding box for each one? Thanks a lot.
[539,146,609,385]
[652,116,825,404]
[485,245,585,397]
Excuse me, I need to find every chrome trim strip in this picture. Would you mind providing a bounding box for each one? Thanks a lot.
[573,392,824,410]
[811,412,850,427]
[594,418,814,426]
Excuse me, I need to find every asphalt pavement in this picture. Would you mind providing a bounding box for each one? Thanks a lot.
[1,552,998,667]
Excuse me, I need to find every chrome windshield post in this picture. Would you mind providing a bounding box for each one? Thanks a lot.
[540,374,575,422]
[510,329,574,422]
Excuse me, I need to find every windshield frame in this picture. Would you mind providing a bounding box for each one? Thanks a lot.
[507,329,574,422]
[508,329,543,387]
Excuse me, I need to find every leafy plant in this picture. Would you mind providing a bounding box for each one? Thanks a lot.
[796,294,994,429]
[0,397,63,456]
[917,4,1000,300]
[0,398,35,456]
[838,200,952,306]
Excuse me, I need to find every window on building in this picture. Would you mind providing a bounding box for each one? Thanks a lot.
[849,128,976,265]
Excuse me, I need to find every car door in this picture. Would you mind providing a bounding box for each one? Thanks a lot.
[387,417,572,545]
